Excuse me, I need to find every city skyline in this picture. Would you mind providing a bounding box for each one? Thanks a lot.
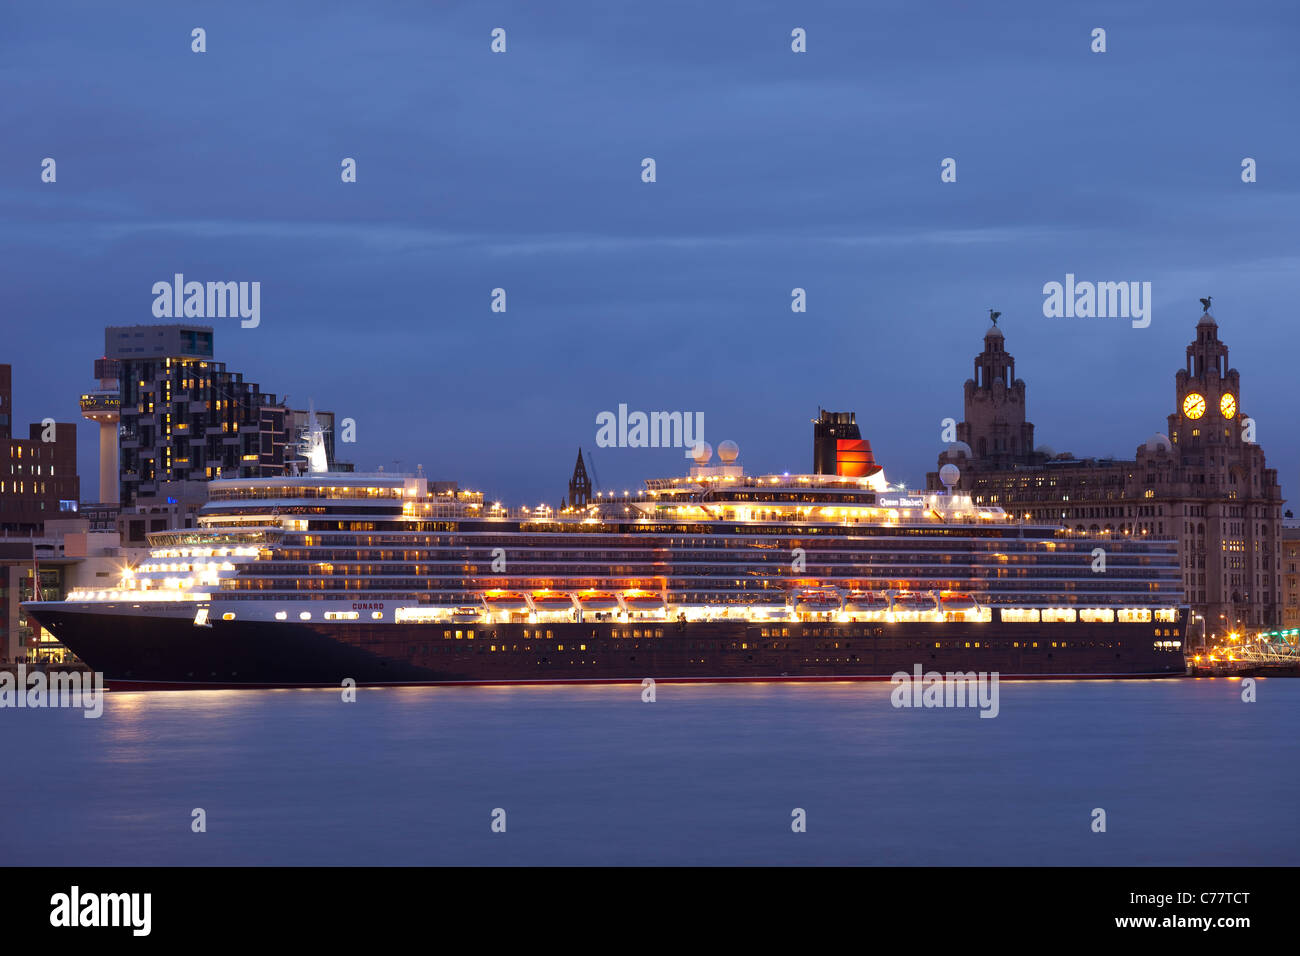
[0,305,1289,510]
[1,1,1296,505]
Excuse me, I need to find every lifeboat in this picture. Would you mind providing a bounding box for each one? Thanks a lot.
[891,591,940,612]
[622,590,666,613]
[531,591,577,613]
[940,592,980,612]
[843,590,890,614]
[793,587,842,614]
[576,590,622,611]
[481,590,532,612]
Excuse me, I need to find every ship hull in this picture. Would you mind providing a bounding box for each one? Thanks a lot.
[25,604,1187,689]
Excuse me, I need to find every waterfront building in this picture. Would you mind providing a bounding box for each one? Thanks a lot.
[927,306,1284,639]
[0,363,80,536]
[1283,519,1300,630]
[110,324,292,508]
[0,516,120,662]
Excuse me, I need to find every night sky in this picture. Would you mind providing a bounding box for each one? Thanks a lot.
[2,1,1297,507]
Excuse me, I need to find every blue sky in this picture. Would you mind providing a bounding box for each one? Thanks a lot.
[2,0,1297,506]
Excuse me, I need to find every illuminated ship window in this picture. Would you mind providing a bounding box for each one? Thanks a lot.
[273,611,286,621]
[1117,609,1152,623]
[222,612,236,621]
[324,611,360,621]
[1040,608,1076,623]
[1000,608,1040,623]
[371,611,383,620]
[1079,608,1115,623]
[299,612,311,620]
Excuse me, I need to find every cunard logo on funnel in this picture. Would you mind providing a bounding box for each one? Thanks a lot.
[595,405,705,457]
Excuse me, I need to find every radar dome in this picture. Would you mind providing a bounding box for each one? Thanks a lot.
[717,440,739,463]
[939,464,960,487]
[690,441,713,465]
[1143,433,1172,453]
[945,441,972,459]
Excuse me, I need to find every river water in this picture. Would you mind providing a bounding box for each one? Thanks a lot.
[2,678,1295,865]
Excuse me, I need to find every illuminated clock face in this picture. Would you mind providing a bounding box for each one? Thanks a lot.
[1220,393,1237,419]
[1183,393,1206,419]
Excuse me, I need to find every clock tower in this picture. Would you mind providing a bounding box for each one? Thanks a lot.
[1143,303,1283,634]
[1168,309,1241,450]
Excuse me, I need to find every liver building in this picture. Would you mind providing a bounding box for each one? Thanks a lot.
[927,304,1284,641]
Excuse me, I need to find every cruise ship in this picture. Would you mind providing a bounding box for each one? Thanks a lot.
[23,426,1188,687]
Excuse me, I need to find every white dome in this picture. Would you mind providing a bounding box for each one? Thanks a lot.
[717,440,739,463]
[945,441,972,459]
[939,464,961,487]
[1143,432,1172,453]
[690,441,713,465]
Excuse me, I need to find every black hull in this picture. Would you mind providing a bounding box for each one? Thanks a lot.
[25,605,1187,688]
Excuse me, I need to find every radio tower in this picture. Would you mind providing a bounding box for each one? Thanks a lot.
[79,357,121,504]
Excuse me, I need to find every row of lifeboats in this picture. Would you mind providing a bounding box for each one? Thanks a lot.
[481,589,666,614]
[794,588,980,615]
[476,587,979,616]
